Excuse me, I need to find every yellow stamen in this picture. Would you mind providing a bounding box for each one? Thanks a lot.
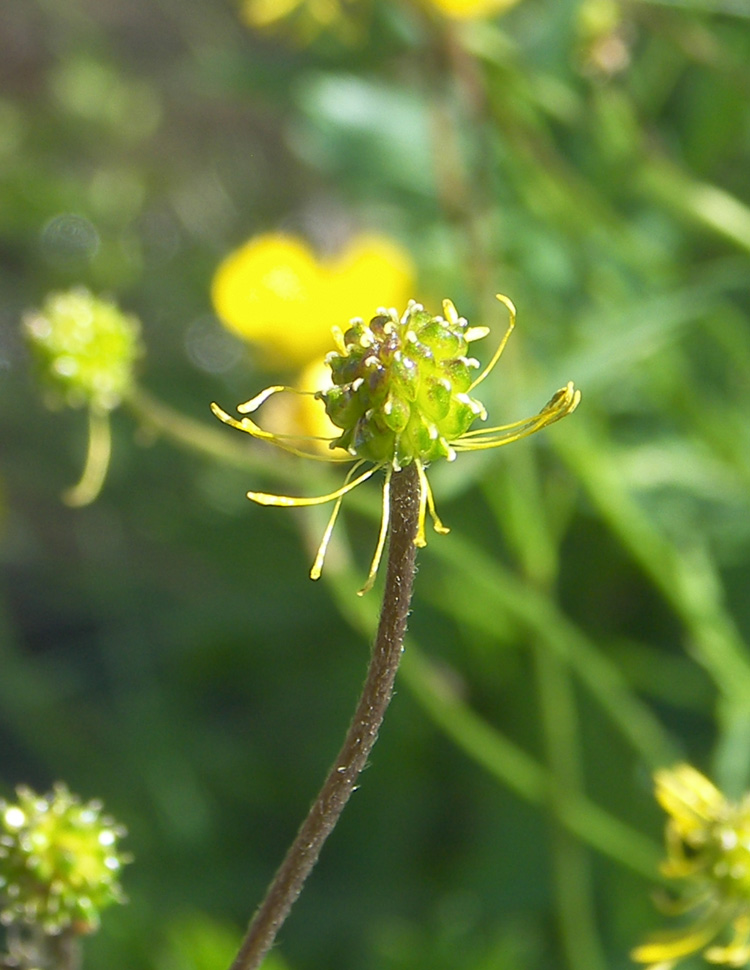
[632,902,728,964]
[467,293,516,392]
[453,383,580,451]
[310,461,366,581]
[706,914,750,965]
[237,385,315,413]
[423,471,450,535]
[247,464,381,507]
[414,460,429,548]
[357,466,393,596]
[211,401,349,462]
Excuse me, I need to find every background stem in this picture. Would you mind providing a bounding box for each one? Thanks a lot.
[229,462,421,970]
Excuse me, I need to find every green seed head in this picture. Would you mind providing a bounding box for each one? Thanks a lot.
[24,288,143,411]
[0,784,129,935]
[317,300,487,467]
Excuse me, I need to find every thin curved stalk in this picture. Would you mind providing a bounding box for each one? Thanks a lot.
[63,407,111,507]
[228,462,421,970]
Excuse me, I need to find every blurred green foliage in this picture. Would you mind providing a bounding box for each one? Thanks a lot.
[1,0,750,968]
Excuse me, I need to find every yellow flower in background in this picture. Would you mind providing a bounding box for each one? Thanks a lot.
[259,357,341,452]
[240,0,364,44]
[212,234,320,364]
[423,0,522,19]
[212,232,415,368]
[239,0,521,35]
[322,234,416,335]
[633,764,750,970]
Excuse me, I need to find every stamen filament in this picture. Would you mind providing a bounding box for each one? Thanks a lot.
[423,472,450,535]
[247,464,380,507]
[451,419,559,452]
[357,466,393,596]
[468,294,516,392]
[211,402,350,463]
[310,462,366,581]
[632,902,727,964]
[454,384,580,449]
[237,385,317,414]
[414,460,429,548]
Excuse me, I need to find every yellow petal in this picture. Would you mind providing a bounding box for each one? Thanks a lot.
[655,764,725,834]
[324,234,415,332]
[211,233,327,366]
[427,0,523,18]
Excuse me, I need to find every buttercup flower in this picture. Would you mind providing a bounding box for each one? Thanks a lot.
[212,294,580,594]
[212,232,414,367]
[0,783,128,936]
[240,0,363,42]
[23,288,143,506]
[633,764,750,969]
[239,0,522,35]
[424,0,522,20]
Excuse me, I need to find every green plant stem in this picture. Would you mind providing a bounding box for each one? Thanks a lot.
[2,927,80,970]
[228,463,421,970]
[63,406,111,507]
[324,573,662,880]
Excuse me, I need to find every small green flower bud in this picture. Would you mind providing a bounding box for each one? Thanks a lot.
[0,784,129,936]
[24,288,143,412]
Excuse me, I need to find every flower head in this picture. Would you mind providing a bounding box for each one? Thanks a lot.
[0,783,129,936]
[633,764,750,969]
[212,294,580,594]
[23,287,142,413]
[23,288,143,506]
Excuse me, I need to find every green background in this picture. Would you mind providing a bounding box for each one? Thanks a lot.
[1,0,750,968]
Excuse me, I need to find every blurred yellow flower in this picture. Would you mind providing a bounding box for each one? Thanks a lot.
[259,357,342,453]
[240,0,362,43]
[423,0,522,19]
[633,764,750,970]
[240,0,521,33]
[211,232,415,368]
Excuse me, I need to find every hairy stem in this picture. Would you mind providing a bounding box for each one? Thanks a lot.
[229,462,421,970]
[2,927,80,970]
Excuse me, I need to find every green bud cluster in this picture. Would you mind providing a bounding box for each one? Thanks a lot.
[679,802,750,899]
[24,288,143,411]
[318,301,487,466]
[0,784,128,935]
